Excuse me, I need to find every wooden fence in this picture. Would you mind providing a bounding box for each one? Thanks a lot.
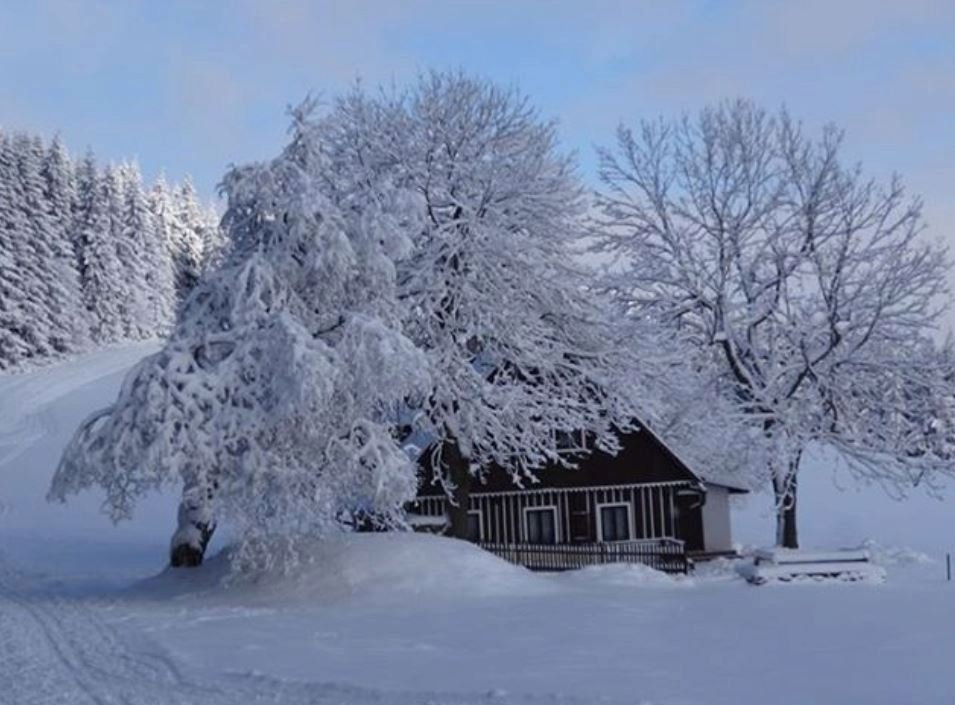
[478,538,690,574]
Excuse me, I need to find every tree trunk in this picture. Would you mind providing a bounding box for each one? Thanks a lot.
[765,420,802,549]
[169,484,217,567]
[775,479,799,549]
[442,438,473,540]
[773,452,800,549]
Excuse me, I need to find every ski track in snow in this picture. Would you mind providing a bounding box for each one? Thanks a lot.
[0,560,606,705]
[0,561,209,705]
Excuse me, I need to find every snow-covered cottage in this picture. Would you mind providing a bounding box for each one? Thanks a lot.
[411,422,747,573]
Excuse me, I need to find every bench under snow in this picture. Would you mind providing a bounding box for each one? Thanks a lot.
[737,548,886,585]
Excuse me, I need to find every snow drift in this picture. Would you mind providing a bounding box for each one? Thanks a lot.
[142,532,555,604]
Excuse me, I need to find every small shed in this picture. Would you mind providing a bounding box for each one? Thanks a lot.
[410,421,747,572]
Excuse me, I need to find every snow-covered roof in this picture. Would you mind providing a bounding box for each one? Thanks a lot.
[412,416,751,494]
[633,421,750,494]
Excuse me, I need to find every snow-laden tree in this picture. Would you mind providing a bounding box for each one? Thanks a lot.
[71,150,97,288]
[17,133,82,354]
[314,73,654,537]
[74,156,123,342]
[51,107,429,570]
[117,162,176,337]
[822,337,955,487]
[169,178,215,299]
[103,163,150,340]
[1,130,219,368]
[632,314,766,485]
[594,100,952,546]
[148,174,185,317]
[0,133,39,367]
[0,133,58,363]
[199,200,228,270]
[40,135,86,349]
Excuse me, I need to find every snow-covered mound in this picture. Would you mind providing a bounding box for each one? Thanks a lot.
[555,561,692,589]
[143,532,555,604]
[857,539,936,567]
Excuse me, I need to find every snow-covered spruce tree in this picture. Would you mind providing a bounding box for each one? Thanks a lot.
[40,135,87,350]
[316,73,650,537]
[118,162,176,337]
[102,165,137,339]
[0,133,59,364]
[199,200,228,270]
[71,149,96,292]
[50,106,429,570]
[594,100,952,547]
[0,133,38,367]
[17,133,81,354]
[75,156,125,343]
[148,174,185,317]
[169,177,214,300]
[1,131,215,368]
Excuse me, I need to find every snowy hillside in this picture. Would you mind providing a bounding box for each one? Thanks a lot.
[1,346,954,705]
[0,342,181,583]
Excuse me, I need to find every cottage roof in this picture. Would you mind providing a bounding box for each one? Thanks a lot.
[630,421,750,494]
[416,417,750,496]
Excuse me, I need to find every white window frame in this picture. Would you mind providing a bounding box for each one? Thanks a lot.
[596,501,634,543]
[522,505,560,544]
[467,509,484,542]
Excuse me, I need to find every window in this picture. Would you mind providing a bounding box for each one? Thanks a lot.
[467,510,483,542]
[525,507,558,544]
[599,503,632,542]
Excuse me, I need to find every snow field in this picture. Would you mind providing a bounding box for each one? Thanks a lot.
[1,347,954,705]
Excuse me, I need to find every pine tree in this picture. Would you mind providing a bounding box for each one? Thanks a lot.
[17,134,70,352]
[103,164,133,340]
[148,174,182,322]
[121,162,176,336]
[1,132,216,367]
[115,162,153,338]
[0,243,27,368]
[4,134,56,359]
[72,150,97,286]
[76,160,125,343]
[41,135,87,349]
[170,178,209,299]
[200,202,225,270]
[0,132,36,367]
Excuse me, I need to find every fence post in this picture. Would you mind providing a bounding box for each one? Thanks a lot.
[947,553,951,582]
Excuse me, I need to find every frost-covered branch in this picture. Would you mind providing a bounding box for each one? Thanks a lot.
[595,99,952,546]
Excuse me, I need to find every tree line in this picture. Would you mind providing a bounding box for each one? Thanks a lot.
[0,129,222,370]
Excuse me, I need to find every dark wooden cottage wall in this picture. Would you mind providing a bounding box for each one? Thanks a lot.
[414,425,728,554]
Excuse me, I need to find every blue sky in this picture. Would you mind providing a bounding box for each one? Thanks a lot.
[1,0,953,256]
